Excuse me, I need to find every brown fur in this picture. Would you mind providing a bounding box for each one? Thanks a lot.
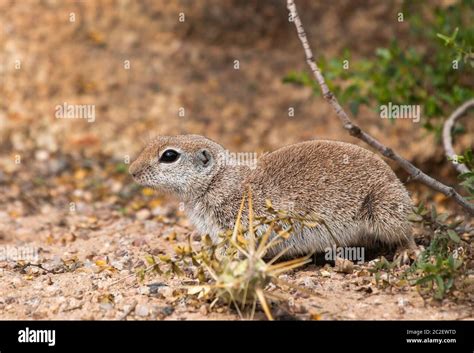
[130,135,413,258]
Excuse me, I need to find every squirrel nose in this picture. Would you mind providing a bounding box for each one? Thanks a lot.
[129,164,140,178]
[129,160,141,177]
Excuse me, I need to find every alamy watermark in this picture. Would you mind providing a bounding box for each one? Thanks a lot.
[0,245,39,262]
[219,150,259,170]
[380,102,420,123]
[55,102,95,123]
[325,245,365,264]
[18,327,55,347]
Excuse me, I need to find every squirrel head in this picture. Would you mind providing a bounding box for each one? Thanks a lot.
[129,135,226,199]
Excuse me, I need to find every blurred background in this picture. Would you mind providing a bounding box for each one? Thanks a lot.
[1,0,473,233]
[0,0,472,320]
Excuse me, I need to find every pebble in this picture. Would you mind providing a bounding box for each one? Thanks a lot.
[144,220,159,232]
[110,260,124,271]
[139,286,150,295]
[73,189,84,198]
[274,308,299,321]
[132,237,148,247]
[111,181,122,193]
[151,305,174,319]
[100,302,113,311]
[335,257,354,274]
[147,282,167,294]
[300,277,315,288]
[294,304,307,314]
[136,209,151,220]
[4,297,16,304]
[48,158,68,175]
[35,150,49,161]
[159,306,174,317]
[135,304,149,317]
[199,304,208,316]
[151,207,165,217]
[398,297,408,307]
[320,270,331,277]
[159,287,174,298]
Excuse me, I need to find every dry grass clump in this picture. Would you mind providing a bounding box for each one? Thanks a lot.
[149,187,327,320]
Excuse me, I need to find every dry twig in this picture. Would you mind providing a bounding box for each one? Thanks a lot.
[442,98,474,174]
[286,0,474,215]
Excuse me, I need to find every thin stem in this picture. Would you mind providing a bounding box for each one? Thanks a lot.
[287,0,474,215]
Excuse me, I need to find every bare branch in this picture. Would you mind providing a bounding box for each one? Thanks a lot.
[442,98,474,174]
[286,0,474,215]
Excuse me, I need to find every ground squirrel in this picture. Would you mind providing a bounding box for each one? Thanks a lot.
[130,134,414,258]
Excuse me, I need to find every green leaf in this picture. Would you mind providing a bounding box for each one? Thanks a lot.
[447,230,461,243]
[416,274,435,285]
[144,254,156,265]
[434,275,446,299]
[436,213,449,223]
[430,205,437,221]
[408,214,423,222]
[436,33,451,45]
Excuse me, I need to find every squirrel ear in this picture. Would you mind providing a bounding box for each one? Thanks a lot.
[196,149,212,167]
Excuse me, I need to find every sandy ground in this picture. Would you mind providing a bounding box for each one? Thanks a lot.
[0,204,471,320]
[0,1,472,320]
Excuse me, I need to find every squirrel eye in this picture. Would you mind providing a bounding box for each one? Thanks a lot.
[160,149,180,163]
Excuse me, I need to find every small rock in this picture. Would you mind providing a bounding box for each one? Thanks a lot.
[159,306,174,317]
[30,267,40,274]
[132,237,148,247]
[113,294,123,304]
[274,308,299,321]
[35,150,49,161]
[398,297,408,307]
[320,270,331,277]
[73,189,84,198]
[136,209,151,221]
[151,207,165,217]
[139,286,150,295]
[152,305,174,319]
[111,181,122,193]
[294,304,307,314]
[144,220,159,232]
[5,297,16,304]
[110,260,124,271]
[335,257,354,274]
[356,285,374,294]
[159,286,174,298]
[300,277,315,288]
[199,304,208,316]
[48,158,68,175]
[100,302,113,311]
[83,191,93,202]
[115,249,128,257]
[135,304,149,317]
[147,282,167,294]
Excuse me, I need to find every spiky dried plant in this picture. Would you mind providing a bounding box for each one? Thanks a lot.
[153,187,328,320]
